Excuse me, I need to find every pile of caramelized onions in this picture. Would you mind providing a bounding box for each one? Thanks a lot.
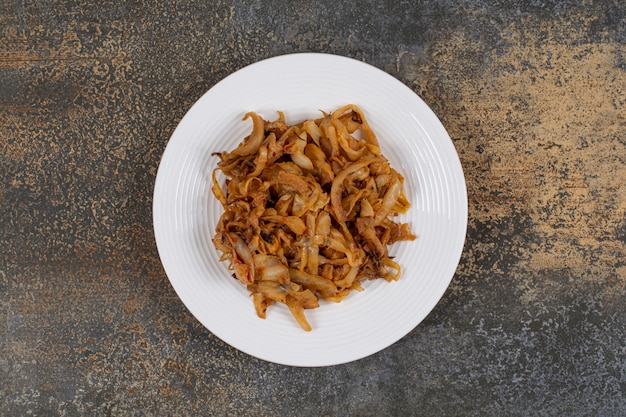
[211,104,416,331]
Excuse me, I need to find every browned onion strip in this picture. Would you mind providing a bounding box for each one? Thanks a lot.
[330,156,381,222]
[211,105,416,331]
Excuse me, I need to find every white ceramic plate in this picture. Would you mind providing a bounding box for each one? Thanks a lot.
[153,53,467,367]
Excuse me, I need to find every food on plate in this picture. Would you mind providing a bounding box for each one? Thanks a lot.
[211,104,416,331]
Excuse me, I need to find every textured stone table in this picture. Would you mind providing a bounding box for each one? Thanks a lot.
[1,1,625,415]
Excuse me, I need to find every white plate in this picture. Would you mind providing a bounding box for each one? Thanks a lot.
[153,53,467,367]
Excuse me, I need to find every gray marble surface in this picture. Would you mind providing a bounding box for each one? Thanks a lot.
[1,0,625,415]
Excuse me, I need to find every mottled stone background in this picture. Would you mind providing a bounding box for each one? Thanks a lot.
[1,0,625,415]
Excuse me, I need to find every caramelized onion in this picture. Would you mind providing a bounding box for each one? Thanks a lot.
[211,105,416,331]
